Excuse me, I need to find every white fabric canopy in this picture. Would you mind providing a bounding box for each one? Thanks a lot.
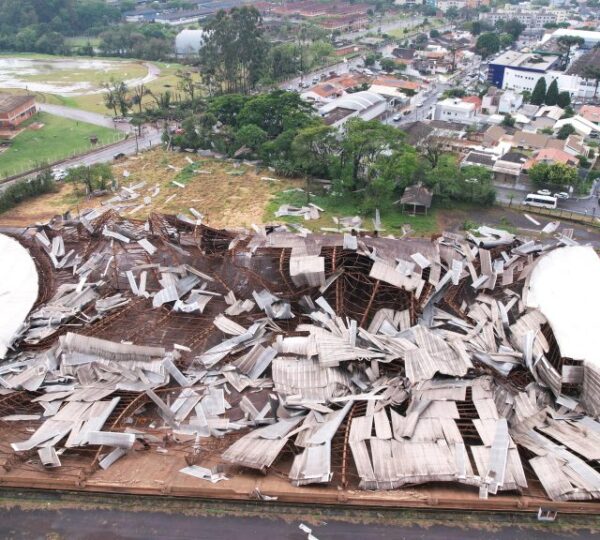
[525,246,600,367]
[0,234,38,359]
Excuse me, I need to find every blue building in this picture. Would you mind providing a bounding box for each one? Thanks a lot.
[487,51,559,89]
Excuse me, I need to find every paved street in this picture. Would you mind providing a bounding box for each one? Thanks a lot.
[39,103,132,132]
[0,505,595,540]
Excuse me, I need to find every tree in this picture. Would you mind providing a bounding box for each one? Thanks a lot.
[338,119,404,191]
[503,18,526,40]
[65,164,114,195]
[130,84,148,114]
[476,33,500,58]
[530,77,547,105]
[528,162,578,188]
[364,53,376,67]
[557,91,571,108]
[380,58,396,73]
[445,7,460,21]
[556,123,576,139]
[583,65,600,100]
[545,79,559,105]
[430,29,440,38]
[502,114,516,127]
[198,7,268,94]
[235,124,268,154]
[102,79,128,117]
[557,35,585,65]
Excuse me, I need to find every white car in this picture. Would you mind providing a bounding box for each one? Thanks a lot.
[537,189,552,196]
[553,192,569,199]
[416,101,424,107]
[52,168,67,181]
[392,114,402,122]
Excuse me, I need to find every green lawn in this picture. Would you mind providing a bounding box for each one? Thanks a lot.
[265,186,439,236]
[0,112,123,178]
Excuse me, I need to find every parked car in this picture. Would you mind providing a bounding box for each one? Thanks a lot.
[51,168,67,181]
[554,192,569,199]
[392,114,402,122]
[537,189,552,196]
[113,152,126,161]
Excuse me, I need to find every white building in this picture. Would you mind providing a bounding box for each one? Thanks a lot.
[550,28,600,49]
[480,8,558,29]
[498,91,523,114]
[553,115,600,137]
[502,69,599,101]
[433,98,476,122]
[436,0,468,12]
[318,91,389,128]
[175,29,206,57]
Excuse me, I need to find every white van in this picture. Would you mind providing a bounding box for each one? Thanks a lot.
[523,193,557,209]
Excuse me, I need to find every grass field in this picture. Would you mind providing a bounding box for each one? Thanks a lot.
[0,112,123,178]
[265,187,440,236]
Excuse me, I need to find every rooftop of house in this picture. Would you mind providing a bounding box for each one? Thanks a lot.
[0,93,35,114]
[579,105,600,124]
[497,151,529,164]
[462,151,496,167]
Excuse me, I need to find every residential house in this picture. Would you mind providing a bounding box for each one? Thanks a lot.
[579,105,600,125]
[498,91,523,114]
[524,148,578,169]
[483,125,513,146]
[433,98,476,123]
[553,115,600,138]
[461,151,496,169]
[301,83,344,105]
[482,87,500,115]
[369,77,420,105]
[462,96,482,114]
[492,151,528,183]
[564,134,589,158]
[531,105,564,131]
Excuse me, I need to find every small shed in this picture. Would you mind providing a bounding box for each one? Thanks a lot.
[398,184,432,215]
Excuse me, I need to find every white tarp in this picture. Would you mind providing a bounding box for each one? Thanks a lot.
[0,234,38,358]
[525,246,600,367]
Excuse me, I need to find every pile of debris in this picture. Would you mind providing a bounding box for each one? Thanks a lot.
[1,210,600,504]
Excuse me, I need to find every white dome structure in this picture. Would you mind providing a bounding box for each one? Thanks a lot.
[175,29,207,57]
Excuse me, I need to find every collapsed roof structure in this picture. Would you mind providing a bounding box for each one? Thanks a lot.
[1,210,600,506]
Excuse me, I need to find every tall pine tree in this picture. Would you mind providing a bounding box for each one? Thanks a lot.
[530,77,547,105]
[545,79,559,106]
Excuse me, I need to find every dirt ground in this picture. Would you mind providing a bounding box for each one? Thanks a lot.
[0,149,296,228]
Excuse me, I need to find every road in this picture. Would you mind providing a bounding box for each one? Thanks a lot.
[38,104,133,133]
[0,505,595,540]
[495,181,600,217]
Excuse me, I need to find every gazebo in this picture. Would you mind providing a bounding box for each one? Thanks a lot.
[398,184,433,215]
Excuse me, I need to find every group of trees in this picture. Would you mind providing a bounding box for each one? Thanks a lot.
[528,162,579,189]
[161,90,495,212]
[197,7,337,93]
[98,24,175,61]
[530,78,571,108]
[474,18,526,58]
[65,163,114,195]
[0,0,122,55]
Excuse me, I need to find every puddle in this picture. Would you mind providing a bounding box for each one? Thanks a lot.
[0,57,158,95]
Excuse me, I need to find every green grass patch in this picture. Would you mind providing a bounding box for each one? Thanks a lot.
[265,187,439,236]
[0,112,123,178]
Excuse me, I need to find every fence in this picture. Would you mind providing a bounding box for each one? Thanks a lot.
[0,132,126,184]
[505,202,600,229]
